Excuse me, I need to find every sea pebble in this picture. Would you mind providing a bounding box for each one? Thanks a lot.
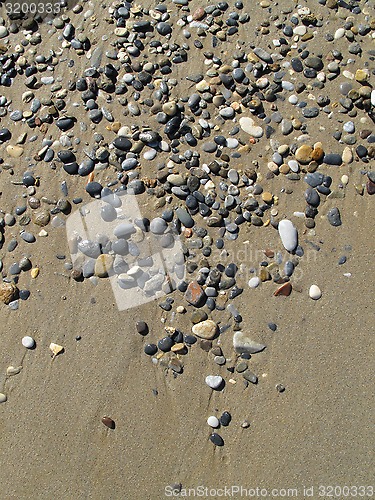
[327,207,342,226]
[233,331,266,354]
[192,320,218,339]
[22,336,35,348]
[239,117,263,138]
[209,433,224,446]
[205,375,223,390]
[0,393,7,403]
[309,285,322,300]
[278,219,298,252]
[207,416,220,428]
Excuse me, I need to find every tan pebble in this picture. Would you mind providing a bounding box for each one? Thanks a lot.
[192,319,218,340]
[31,268,39,278]
[341,175,349,185]
[94,254,114,278]
[176,306,186,314]
[311,146,324,161]
[279,164,290,174]
[295,145,313,164]
[38,229,48,237]
[264,248,274,258]
[261,192,273,203]
[6,145,24,158]
[49,343,64,357]
[355,69,369,83]
[171,343,186,353]
[0,282,19,304]
[101,416,115,429]
[6,366,22,376]
[342,146,353,164]
[32,209,50,227]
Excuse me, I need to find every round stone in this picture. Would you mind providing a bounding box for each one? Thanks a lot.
[207,416,220,428]
[150,217,167,234]
[309,285,322,300]
[144,343,157,355]
[22,336,35,348]
[205,375,223,389]
[0,393,7,403]
[192,320,218,339]
[248,277,260,288]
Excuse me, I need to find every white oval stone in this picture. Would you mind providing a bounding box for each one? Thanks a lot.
[0,393,7,403]
[6,366,22,376]
[371,89,375,106]
[207,416,220,428]
[278,219,298,252]
[22,336,35,349]
[239,117,263,138]
[248,277,260,288]
[205,375,223,389]
[309,285,322,300]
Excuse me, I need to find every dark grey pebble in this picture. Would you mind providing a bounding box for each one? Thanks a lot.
[323,153,342,165]
[268,322,277,331]
[175,207,194,228]
[219,411,231,426]
[8,239,18,252]
[144,343,158,355]
[305,188,320,207]
[19,290,30,300]
[136,321,148,335]
[21,232,36,243]
[327,207,342,226]
[112,136,132,151]
[302,107,319,118]
[158,336,174,352]
[338,256,347,265]
[0,128,11,142]
[63,162,79,175]
[86,182,102,197]
[56,117,75,131]
[209,433,224,447]
[304,172,324,187]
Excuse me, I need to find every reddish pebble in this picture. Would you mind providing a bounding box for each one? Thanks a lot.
[184,281,205,306]
[366,179,375,195]
[192,7,205,20]
[102,416,115,429]
[273,282,292,296]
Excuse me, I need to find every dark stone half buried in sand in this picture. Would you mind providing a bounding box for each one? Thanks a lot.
[102,416,115,429]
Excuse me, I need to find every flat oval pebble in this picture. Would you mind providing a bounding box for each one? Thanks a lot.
[0,393,7,404]
[309,285,322,300]
[239,117,263,138]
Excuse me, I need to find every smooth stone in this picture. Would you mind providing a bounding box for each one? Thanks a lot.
[248,277,260,288]
[239,117,263,138]
[309,284,322,300]
[205,375,223,389]
[305,188,320,207]
[22,336,35,348]
[209,433,224,446]
[233,331,266,354]
[175,207,194,228]
[327,207,342,226]
[304,172,324,187]
[95,254,114,277]
[0,393,6,403]
[150,217,167,234]
[207,416,220,428]
[113,223,135,239]
[295,145,313,164]
[192,319,218,339]
[6,145,24,158]
[185,281,206,306]
[323,153,342,166]
[278,219,298,252]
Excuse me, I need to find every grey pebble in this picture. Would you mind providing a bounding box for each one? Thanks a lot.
[327,207,342,227]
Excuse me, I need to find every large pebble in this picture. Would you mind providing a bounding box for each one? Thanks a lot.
[239,117,263,138]
[327,207,342,226]
[192,320,218,339]
[233,331,266,354]
[0,282,19,304]
[278,219,298,252]
[205,375,223,390]
[207,416,220,428]
[22,336,35,348]
[150,217,167,234]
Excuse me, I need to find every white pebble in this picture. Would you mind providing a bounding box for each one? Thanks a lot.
[22,336,35,349]
[288,95,298,105]
[309,285,322,300]
[0,393,7,403]
[334,28,345,39]
[205,375,223,389]
[341,175,349,185]
[248,277,260,289]
[278,219,298,252]
[207,416,220,428]
[371,89,375,107]
[239,117,263,138]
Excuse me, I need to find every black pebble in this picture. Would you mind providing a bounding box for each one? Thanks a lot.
[158,337,174,352]
[268,322,277,331]
[210,433,224,446]
[144,343,158,355]
[219,411,232,426]
[136,321,148,335]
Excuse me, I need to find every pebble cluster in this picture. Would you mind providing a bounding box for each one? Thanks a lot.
[0,0,374,448]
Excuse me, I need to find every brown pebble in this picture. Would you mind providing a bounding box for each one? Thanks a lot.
[273,282,292,296]
[192,7,205,20]
[102,416,115,429]
[199,339,212,352]
[0,282,19,304]
[366,179,375,195]
[264,248,274,258]
[136,321,148,335]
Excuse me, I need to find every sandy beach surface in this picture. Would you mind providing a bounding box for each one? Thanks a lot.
[0,0,374,498]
